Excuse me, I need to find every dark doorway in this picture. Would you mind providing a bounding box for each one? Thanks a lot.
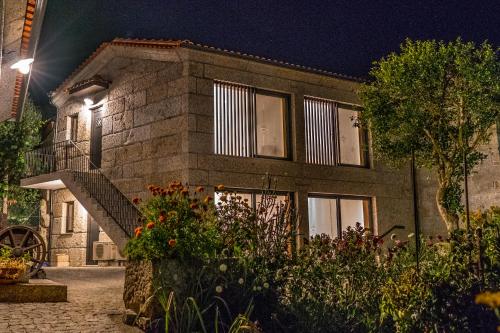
[90,108,103,169]
[86,216,100,265]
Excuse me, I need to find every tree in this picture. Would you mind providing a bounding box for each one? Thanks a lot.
[0,99,44,228]
[359,39,500,232]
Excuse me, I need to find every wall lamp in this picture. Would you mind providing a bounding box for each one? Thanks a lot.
[84,98,94,107]
[10,58,34,74]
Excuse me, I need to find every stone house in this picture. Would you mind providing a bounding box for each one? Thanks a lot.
[20,38,500,266]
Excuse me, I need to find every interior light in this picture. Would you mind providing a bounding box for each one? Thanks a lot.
[10,58,34,74]
[84,98,94,106]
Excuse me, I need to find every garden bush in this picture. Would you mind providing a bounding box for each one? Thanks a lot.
[127,181,500,332]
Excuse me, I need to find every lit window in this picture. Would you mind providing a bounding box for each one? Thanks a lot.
[215,189,289,212]
[308,196,371,238]
[214,81,289,158]
[338,107,364,165]
[255,93,287,158]
[304,97,368,166]
[68,114,78,142]
[63,202,74,233]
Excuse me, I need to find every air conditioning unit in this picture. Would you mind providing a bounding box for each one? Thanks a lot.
[93,242,116,261]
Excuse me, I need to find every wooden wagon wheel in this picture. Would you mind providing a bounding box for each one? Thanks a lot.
[0,226,47,277]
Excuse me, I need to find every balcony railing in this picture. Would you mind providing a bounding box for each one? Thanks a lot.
[25,140,140,237]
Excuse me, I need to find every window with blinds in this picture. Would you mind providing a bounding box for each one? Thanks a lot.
[214,82,252,157]
[214,81,289,158]
[304,97,368,167]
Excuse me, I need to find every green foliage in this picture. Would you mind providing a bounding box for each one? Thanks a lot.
[277,208,499,333]
[0,99,44,225]
[130,180,297,332]
[278,225,388,333]
[0,99,44,192]
[125,182,222,261]
[379,218,499,332]
[4,186,41,226]
[359,38,500,231]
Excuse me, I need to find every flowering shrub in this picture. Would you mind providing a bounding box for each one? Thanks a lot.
[380,221,499,332]
[126,180,500,333]
[0,247,29,282]
[125,182,222,261]
[279,224,388,333]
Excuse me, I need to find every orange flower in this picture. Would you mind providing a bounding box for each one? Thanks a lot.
[216,184,225,191]
[190,203,199,209]
[168,239,177,247]
[147,222,155,229]
[181,188,189,196]
[203,196,213,204]
[159,215,166,223]
[195,186,204,193]
[134,227,143,237]
[132,197,141,204]
[147,185,155,191]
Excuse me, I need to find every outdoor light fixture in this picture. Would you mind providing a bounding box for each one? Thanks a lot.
[10,58,34,74]
[84,98,94,106]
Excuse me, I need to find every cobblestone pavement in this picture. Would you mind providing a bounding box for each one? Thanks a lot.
[0,267,141,333]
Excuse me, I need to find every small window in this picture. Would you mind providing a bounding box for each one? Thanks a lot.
[304,97,368,167]
[64,202,74,233]
[68,114,78,142]
[214,81,289,159]
[308,195,371,238]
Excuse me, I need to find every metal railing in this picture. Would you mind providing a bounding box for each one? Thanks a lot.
[25,140,139,237]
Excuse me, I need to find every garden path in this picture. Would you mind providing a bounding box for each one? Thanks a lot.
[0,267,140,333]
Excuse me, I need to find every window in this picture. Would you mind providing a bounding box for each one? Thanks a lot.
[68,114,78,141]
[214,189,290,211]
[308,195,371,238]
[304,97,368,167]
[214,81,289,158]
[64,202,75,233]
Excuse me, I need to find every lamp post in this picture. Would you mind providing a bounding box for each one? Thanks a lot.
[411,149,420,272]
[463,135,471,235]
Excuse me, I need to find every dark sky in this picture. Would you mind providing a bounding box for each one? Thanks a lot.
[30,0,500,110]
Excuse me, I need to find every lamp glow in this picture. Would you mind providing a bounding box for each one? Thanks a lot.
[10,58,34,74]
[84,98,94,106]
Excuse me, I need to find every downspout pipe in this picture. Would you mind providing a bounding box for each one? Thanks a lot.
[16,0,48,122]
[0,0,5,82]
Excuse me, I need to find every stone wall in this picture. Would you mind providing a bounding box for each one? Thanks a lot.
[48,189,87,266]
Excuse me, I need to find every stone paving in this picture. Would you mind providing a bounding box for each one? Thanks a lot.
[0,267,141,333]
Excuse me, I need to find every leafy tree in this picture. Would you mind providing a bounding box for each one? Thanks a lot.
[359,39,500,232]
[0,99,44,227]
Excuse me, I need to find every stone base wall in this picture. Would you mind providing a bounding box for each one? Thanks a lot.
[48,188,116,267]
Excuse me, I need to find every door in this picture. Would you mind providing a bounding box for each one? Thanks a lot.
[86,216,100,265]
[90,108,103,169]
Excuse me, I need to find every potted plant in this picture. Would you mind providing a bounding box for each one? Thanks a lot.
[0,247,30,284]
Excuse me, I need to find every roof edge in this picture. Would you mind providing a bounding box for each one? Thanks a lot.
[52,37,367,98]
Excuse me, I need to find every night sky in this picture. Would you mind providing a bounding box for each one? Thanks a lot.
[30,0,500,112]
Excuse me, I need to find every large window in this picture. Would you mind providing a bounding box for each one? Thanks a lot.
[304,97,368,167]
[308,195,371,238]
[215,189,290,212]
[214,81,289,158]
